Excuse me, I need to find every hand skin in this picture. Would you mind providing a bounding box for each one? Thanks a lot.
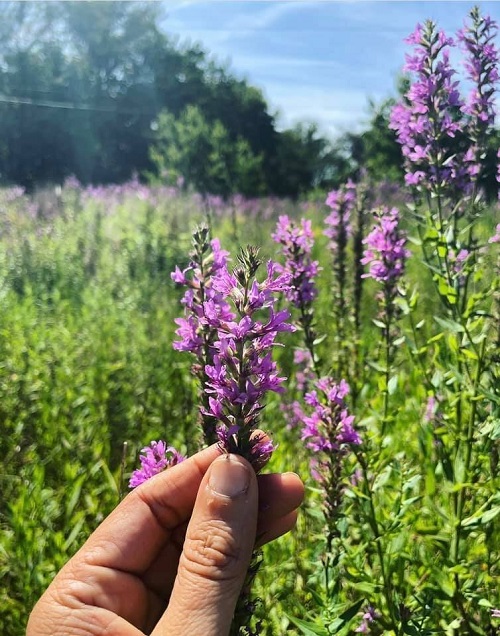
[27,443,304,636]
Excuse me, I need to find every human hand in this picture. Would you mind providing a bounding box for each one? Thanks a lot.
[27,443,304,635]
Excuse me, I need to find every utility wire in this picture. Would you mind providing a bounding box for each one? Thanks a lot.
[0,93,156,116]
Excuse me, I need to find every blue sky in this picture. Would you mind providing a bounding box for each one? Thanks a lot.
[163,1,500,139]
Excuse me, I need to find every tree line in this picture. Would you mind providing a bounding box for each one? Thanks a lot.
[15,2,500,199]
[0,1,409,197]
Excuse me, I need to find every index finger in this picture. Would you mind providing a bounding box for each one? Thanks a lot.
[74,443,223,575]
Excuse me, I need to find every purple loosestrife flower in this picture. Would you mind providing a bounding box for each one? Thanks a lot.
[458,8,499,152]
[172,230,230,355]
[362,208,409,435]
[424,395,438,423]
[129,441,185,488]
[448,247,470,287]
[355,606,380,634]
[300,378,360,460]
[272,216,320,371]
[293,348,315,393]
[297,377,359,548]
[325,180,359,377]
[324,180,356,248]
[361,207,410,286]
[492,609,500,618]
[202,246,295,469]
[390,21,475,197]
[172,226,230,444]
[272,215,319,308]
[489,224,500,244]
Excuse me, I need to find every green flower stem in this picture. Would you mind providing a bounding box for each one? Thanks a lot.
[356,451,399,631]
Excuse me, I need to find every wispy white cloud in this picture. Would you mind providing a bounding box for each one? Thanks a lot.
[267,83,377,136]
[161,1,500,137]
[168,2,322,46]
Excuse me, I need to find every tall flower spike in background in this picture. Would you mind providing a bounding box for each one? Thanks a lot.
[294,377,360,594]
[389,21,474,198]
[324,180,357,378]
[362,206,410,435]
[272,215,320,373]
[361,206,409,289]
[459,7,499,164]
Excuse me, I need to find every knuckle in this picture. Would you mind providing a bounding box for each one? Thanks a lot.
[181,519,243,582]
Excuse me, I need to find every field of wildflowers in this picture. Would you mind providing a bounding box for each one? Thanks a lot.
[1,6,500,635]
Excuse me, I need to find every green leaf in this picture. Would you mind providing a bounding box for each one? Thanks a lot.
[481,506,500,525]
[66,475,85,519]
[337,598,365,623]
[461,347,478,361]
[434,316,464,333]
[435,569,455,598]
[63,516,85,552]
[435,276,458,304]
[286,615,329,636]
[424,227,439,240]
[388,375,398,395]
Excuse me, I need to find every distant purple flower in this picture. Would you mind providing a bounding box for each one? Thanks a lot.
[129,440,185,488]
[390,20,475,196]
[280,399,307,430]
[272,216,320,370]
[293,348,315,393]
[448,247,470,286]
[492,608,500,618]
[298,377,360,483]
[355,606,380,633]
[325,180,360,367]
[272,215,320,308]
[458,8,499,143]
[63,176,81,190]
[424,395,438,423]
[324,180,356,248]
[489,224,500,244]
[202,247,294,469]
[361,207,410,285]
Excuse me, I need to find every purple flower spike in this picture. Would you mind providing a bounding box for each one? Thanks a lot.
[172,226,232,444]
[361,207,410,285]
[272,215,320,309]
[129,440,185,488]
[202,246,294,469]
[297,376,360,483]
[459,8,499,142]
[324,180,356,249]
[390,20,471,197]
[391,9,499,199]
[272,216,321,371]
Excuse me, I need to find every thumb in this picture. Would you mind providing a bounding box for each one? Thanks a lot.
[153,453,258,636]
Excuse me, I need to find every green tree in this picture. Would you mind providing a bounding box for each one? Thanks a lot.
[271,123,352,197]
[338,99,404,184]
[149,105,265,197]
[0,1,350,197]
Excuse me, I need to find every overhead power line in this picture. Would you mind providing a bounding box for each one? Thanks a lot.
[0,93,155,116]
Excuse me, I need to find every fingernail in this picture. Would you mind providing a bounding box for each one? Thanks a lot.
[209,455,250,498]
